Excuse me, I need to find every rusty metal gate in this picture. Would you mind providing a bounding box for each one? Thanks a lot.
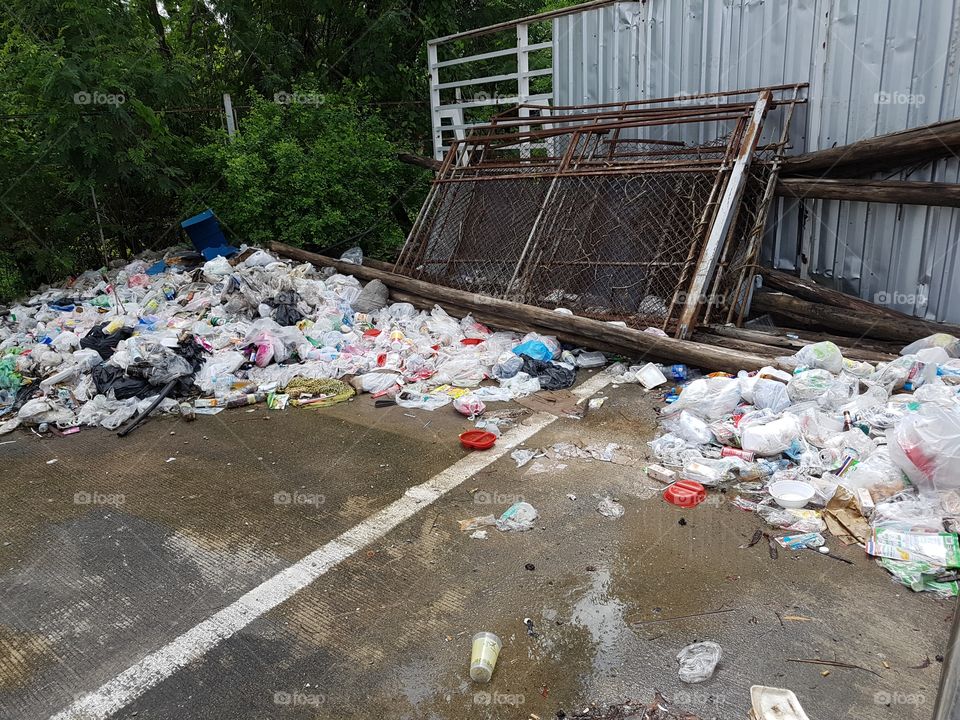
[395,85,805,337]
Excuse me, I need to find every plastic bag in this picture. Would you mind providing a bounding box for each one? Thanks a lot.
[752,378,791,412]
[664,410,713,445]
[395,389,451,411]
[778,341,843,373]
[661,377,740,421]
[340,246,363,265]
[496,502,539,531]
[512,340,554,362]
[519,356,575,391]
[433,355,485,387]
[677,641,722,683]
[838,447,907,497]
[353,279,389,313]
[453,394,485,418]
[741,415,801,456]
[492,353,524,380]
[901,333,960,358]
[886,405,960,493]
[787,369,834,402]
[499,372,540,398]
[353,372,401,394]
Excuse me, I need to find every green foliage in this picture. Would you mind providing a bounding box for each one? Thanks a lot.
[0,0,596,301]
[194,88,422,256]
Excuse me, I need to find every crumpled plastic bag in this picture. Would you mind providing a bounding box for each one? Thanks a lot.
[677,641,722,683]
[519,356,575,391]
[453,394,485,418]
[663,410,713,445]
[496,502,539,531]
[740,414,801,456]
[787,369,834,401]
[512,340,554,362]
[433,355,485,387]
[901,333,960,358]
[661,377,740,421]
[353,279,389,313]
[778,341,843,373]
[886,404,960,494]
[17,398,75,427]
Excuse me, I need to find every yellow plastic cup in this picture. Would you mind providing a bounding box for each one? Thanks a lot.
[470,632,502,683]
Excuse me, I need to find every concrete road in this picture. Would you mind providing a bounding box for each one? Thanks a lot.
[0,371,951,719]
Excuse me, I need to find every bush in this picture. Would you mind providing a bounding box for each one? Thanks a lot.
[192,89,419,257]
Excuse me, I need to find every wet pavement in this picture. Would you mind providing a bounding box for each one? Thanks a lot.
[0,372,952,719]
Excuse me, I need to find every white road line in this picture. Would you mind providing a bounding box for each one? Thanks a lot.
[51,373,611,720]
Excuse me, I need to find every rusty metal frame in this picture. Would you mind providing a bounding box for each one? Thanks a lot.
[396,85,807,333]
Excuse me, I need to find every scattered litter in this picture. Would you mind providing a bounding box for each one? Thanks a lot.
[459,515,496,532]
[469,530,488,540]
[165,457,176,463]
[596,496,625,518]
[750,686,810,720]
[511,448,537,468]
[469,631,502,683]
[587,396,607,410]
[45,458,58,465]
[496,502,539,532]
[676,640,722,683]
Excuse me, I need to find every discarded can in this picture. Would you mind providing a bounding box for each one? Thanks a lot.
[721,446,755,462]
[470,632,502,683]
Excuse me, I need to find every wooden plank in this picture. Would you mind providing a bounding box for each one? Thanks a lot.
[780,118,960,177]
[751,291,957,344]
[271,242,777,372]
[776,178,960,208]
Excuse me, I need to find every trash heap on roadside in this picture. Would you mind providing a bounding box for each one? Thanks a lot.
[0,247,598,436]
[641,336,960,597]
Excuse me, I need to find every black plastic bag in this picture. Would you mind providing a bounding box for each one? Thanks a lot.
[80,323,134,360]
[271,290,304,326]
[520,356,576,391]
[92,364,152,400]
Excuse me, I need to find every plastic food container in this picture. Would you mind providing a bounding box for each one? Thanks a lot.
[460,338,485,345]
[663,479,706,508]
[459,430,497,450]
[769,480,816,509]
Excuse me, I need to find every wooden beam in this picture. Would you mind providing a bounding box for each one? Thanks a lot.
[751,291,956,344]
[271,242,777,372]
[758,267,905,319]
[776,177,960,208]
[780,118,960,177]
[703,325,897,363]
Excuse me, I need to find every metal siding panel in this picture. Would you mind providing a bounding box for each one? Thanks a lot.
[547,0,960,320]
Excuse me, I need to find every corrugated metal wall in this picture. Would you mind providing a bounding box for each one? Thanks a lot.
[553,0,960,323]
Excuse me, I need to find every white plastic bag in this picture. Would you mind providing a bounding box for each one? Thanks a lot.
[741,415,801,456]
[496,502,539,531]
[886,405,960,493]
[661,377,740,420]
[778,341,843,373]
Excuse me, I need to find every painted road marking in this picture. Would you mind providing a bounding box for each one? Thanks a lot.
[51,373,611,720]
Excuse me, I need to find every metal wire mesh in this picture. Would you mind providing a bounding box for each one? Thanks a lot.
[396,88,805,334]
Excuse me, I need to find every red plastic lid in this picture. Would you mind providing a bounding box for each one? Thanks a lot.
[459,430,497,450]
[460,337,484,345]
[363,329,382,338]
[663,480,706,508]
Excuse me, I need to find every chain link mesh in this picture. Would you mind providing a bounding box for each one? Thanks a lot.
[397,90,802,335]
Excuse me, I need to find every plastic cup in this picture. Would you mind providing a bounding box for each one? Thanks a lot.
[469,632,502,683]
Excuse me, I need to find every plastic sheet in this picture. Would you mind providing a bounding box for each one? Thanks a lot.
[677,641,722,683]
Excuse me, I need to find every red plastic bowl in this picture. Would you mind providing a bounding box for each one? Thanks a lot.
[460,337,485,345]
[663,480,706,508]
[459,430,497,450]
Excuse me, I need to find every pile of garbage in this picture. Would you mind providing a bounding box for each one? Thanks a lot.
[642,336,960,596]
[0,247,600,436]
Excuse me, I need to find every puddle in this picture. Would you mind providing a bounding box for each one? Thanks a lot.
[569,568,632,675]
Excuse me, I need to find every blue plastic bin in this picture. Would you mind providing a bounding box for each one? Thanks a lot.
[181,209,227,253]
